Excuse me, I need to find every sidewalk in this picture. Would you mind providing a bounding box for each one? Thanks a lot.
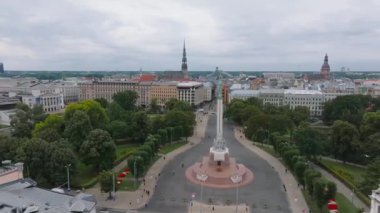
[234,127,309,213]
[312,164,369,212]
[88,113,209,210]
[188,201,250,213]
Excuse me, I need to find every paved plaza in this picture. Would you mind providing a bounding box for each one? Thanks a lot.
[144,116,291,213]
[91,107,310,212]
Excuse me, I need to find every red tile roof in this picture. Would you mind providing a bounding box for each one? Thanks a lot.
[139,74,156,82]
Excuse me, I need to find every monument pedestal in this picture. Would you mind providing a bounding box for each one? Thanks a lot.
[185,152,254,188]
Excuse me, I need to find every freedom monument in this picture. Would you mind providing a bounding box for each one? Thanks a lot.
[185,77,254,188]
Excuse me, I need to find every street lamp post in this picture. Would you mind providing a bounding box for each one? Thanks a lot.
[134,158,138,189]
[112,172,115,200]
[200,180,204,213]
[65,164,71,191]
[235,181,240,213]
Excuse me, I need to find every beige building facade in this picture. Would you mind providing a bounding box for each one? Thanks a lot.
[150,82,178,108]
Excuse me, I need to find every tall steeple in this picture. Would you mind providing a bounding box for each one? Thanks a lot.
[181,40,188,79]
[321,53,330,80]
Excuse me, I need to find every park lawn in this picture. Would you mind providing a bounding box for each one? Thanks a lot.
[252,142,280,158]
[116,144,138,160]
[159,141,187,154]
[71,162,97,188]
[320,158,366,186]
[336,193,360,213]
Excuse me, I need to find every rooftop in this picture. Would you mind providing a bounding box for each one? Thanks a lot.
[0,178,96,213]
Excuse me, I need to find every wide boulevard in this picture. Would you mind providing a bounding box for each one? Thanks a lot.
[143,113,290,213]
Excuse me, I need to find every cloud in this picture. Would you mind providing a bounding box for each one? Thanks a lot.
[0,0,380,71]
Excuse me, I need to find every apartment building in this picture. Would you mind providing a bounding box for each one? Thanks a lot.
[260,89,285,106]
[177,82,205,106]
[203,82,213,102]
[79,80,150,106]
[150,81,178,108]
[284,89,324,116]
[229,90,260,102]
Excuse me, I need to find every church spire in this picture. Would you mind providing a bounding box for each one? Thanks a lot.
[324,53,328,63]
[181,40,188,78]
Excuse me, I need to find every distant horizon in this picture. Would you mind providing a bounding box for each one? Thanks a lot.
[1,1,380,71]
[3,70,380,73]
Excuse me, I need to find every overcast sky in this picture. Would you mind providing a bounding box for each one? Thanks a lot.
[1,0,380,71]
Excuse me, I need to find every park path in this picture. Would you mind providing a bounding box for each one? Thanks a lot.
[234,127,309,213]
[88,112,209,210]
[312,164,370,212]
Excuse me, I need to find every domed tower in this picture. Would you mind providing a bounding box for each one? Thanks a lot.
[320,54,330,80]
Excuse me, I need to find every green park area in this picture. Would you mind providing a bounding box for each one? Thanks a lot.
[159,141,187,154]
[319,158,366,186]
[335,193,360,213]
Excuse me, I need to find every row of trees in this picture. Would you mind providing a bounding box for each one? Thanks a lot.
[226,97,379,208]
[270,132,337,208]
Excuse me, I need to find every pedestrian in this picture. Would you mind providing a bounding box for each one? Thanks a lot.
[181,163,184,168]
[212,206,214,211]
[285,168,288,173]
[283,184,287,192]
[163,156,166,160]
[129,202,132,206]
[145,203,147,208]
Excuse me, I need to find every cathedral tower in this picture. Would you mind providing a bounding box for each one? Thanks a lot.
[320,54,330,80]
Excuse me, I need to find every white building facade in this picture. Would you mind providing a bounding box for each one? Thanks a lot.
[177,82,205,106]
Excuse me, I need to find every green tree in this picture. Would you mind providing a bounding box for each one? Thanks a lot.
[360,111,380,139]
[304,169,321,195]
[0,135,22,162]
[183,125,193,141]
[106,102,126,121]
[165,110,195,127]
[322,95,373,126]
[31,104,47,123]
[64,100,109,129]
[33,115,64,142]
[108,120,128,139]
[150,98,160,114]
[157,129,169,145]
[94,98,109,108]
[244,113,269,140]
[80,129,116,172]
[99,171,116,199]
[268,114,294,134]
[16,138,76,187]
[112,90,138,111]
[359,157,380,194]
[226,99,247,124]
[132,111,151,143]
[10,103,33,138]
[313,178,336,208]
[331,120,360,162]
[361,133,380,161]
[151,115,166,134]
[64,110,92,151]
[165,98,192,111]
[293,127,325,159]
[173,126,183,140]
[289,106,310,126]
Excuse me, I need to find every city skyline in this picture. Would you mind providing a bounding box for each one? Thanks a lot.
[1,0,380,71]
